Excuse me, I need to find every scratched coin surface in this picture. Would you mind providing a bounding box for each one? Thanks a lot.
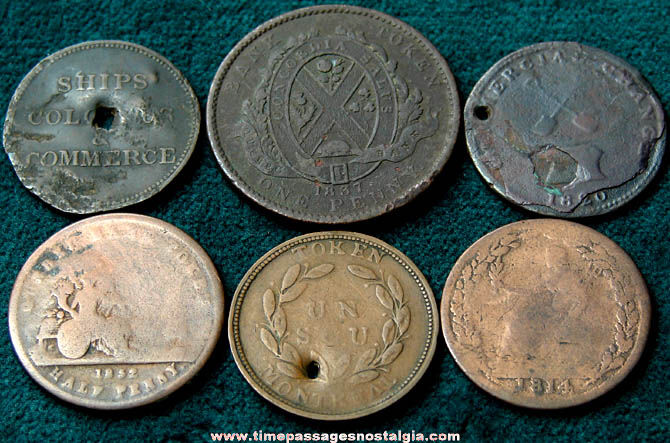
[207,5,459,223]
[229,232,438,419]
[3,40,200,213]
[465,42,666,217]
[441,219,650,408]
[8,214,224,409]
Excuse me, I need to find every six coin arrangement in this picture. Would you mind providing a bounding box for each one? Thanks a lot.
[3,5,665,417]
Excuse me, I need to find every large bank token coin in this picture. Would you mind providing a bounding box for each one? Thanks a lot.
[441,219,650,408]
[8,214,224,409]
[465,42,665,217]
[229,232,438,419]
[3,41,200,213]
[207,5,460,223]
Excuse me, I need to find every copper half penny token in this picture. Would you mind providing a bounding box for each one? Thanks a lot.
[441,219,650,408]
[8,214,224,409]
[229,232,438,419]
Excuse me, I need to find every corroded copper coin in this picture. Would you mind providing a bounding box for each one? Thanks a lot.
[207,5,460,223]
[441,219,650,408]
[465,42,665,217]
[8,214,224,409]
[229,232,438,419]
[3,41,200,213]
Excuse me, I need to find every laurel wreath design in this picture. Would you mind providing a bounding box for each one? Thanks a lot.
[449,232,522,381]
[576,243,640,386]
[259,262,334,380]
[346,264,410,384]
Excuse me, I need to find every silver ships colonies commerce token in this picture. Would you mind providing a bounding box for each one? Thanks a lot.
[8,214,224,409]
[207,5,460,223]
[3,41,200,213]
[464,42,666,217]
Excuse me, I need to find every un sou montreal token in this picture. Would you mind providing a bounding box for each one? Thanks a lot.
[229,232,438,419]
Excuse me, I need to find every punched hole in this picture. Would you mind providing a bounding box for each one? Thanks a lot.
[305,360,320,379]
[92,106,117,130]
[474,105,491,121]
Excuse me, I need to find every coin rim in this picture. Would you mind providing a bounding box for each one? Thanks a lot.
[206,4,460,223]
[440,218,651,409]
[7,213,224,409]
[3,40,201,214]
[464,41,666,217]
[228,231,438,420]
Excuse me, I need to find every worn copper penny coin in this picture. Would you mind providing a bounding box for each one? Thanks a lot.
[441,219,650,408]
[207,5,460,223]
[229,232,438,419]
[8,214,224,409]
[465,42,666,217]
[3,40,200,213]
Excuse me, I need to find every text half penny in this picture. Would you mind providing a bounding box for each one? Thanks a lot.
[207,5,460,223]
[441,219,650,408]
[229,232,438,419]
[8,214,224,409]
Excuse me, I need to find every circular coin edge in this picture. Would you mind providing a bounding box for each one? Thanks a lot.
[206,4,460,223]
[228,231,439,420]
[440,218,651,408]
[7,213,224,409]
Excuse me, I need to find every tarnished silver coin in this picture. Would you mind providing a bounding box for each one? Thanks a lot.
[8,214,224,409]
[3,41,200,213]
[229,232,438,419]
[465,42,666,217]
[207,5,459,223]
[441,219,650,408]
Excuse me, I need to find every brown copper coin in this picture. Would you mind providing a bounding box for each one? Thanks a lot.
[207,5,460,223]
[8,214,224,409]
[465,42,666,217]
[441,219,650,409]
[229,232,438,420]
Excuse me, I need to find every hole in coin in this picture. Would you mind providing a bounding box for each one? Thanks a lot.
[474,105,491,121]
[305,360,320,379]
[92,106,117,130]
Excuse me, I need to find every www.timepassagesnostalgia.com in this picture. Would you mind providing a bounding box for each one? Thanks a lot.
[210,430,461,442]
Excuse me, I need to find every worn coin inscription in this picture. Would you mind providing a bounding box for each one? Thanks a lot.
[465,42,666,217]
[3,41,200,213]
[229,232,438,419]
[8,214,223,409]
[207,5,459,223]
[441,219,650,408]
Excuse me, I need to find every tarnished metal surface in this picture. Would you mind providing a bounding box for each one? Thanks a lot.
[441,219,650,408]
[3,41,200,213]
[207,5,460,223]
[229,232,438,419]
[465,42,666,216]
[8,214,224,409]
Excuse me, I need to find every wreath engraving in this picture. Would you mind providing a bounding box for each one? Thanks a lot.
[577,243,640,386]
[346,264,410,384]
[260,263,334,380]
